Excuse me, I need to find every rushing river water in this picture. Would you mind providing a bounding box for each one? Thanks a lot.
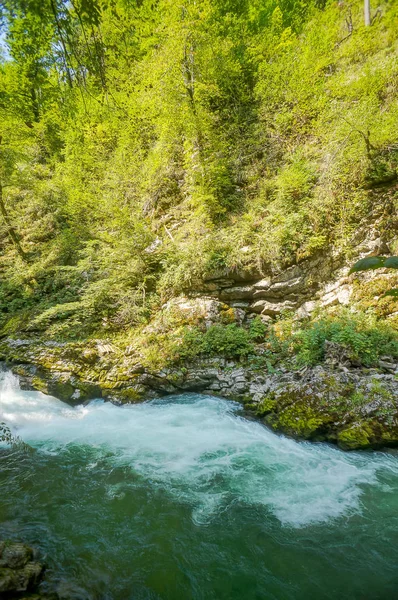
[1,370,398,599]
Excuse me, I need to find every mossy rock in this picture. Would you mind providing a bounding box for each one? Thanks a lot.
[46,380,77,403]
[107,385,147,403]
[379,425,398,445]
[220,308,236,324]
[255,396,278,416]
[337,419,398,450]
[265,402,332,439]
[31,376,50,395]
[11,365,35,378]
[26,370,102,404]
[337,423,375,450]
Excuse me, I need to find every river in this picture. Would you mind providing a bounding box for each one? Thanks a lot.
[1,369,398,599]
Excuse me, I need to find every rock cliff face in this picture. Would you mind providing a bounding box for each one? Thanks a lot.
[195,226,394,321]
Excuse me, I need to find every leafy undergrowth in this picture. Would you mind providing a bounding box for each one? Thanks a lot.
[291,310,398,366]
[111,307,398,372]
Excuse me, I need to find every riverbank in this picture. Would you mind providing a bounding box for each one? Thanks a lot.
[2,335,397,451]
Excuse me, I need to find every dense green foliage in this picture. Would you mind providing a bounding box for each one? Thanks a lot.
[0,0,397,352]
[129,308,398,369]
[173,318,267,361]
[292,310,398,366]
[175,310,398,367]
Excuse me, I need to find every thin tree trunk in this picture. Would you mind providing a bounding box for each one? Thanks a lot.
[0,179,27,261]
[50,0,74,87]
[364,0,371,26]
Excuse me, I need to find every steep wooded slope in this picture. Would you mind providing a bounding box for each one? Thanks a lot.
[0,0,397,354]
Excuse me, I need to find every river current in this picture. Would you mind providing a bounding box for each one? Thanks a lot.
[0,369,398,599]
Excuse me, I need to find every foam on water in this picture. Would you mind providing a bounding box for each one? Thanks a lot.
[1,369,397,528]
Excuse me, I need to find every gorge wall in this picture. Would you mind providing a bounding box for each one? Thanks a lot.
[2,211,398,452]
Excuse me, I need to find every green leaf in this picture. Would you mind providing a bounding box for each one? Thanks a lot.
[349,256,386,273]
[384,256,398,269]
[382,289,398,298]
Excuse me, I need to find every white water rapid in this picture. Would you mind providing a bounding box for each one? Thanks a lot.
[1,369,397,528]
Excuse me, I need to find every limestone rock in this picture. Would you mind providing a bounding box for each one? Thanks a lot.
[220,285,255,301]
[0,541,33,569]
[296,301,316,319]
[324,340,358,367]
[253,278,272,290]
[253,277,304,299]
[249,299,297,316]
[161,296,224,327]
[204,267,261,284]
[320,283,352,307]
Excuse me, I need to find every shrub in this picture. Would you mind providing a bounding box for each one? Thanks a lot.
[248,317,268,342]
[292,310,398,366]
[201,324,254,358]
[175,323,255,362]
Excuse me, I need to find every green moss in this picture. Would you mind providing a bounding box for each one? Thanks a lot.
[31,376,49,394]
[337,423,375,450]
[380,427,398,445]
[348,391,368,407]
[220,308,236,324]
[369,378,395,401]
[255,396,278,416]
[110,387,145,402]
[47,381,76,402]
[353,275,398,319]
[97,380,124,390]
[267,401,328,438]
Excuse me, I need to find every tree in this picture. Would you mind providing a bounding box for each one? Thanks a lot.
[0,177,27,260]
[364,0,371,26]
[0,136,27,260]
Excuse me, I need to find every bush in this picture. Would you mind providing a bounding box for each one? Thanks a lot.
[248,317,268,341]
[202,324,254,358]
[176,323,255,361]
[293,311,398,366]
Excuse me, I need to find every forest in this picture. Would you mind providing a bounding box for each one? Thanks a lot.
[0,0,397,367]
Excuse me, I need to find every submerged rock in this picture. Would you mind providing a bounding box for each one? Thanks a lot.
[0,541,33,569]
[0,541,44,594]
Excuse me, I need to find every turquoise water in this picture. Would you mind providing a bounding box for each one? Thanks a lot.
[1,370,398,599]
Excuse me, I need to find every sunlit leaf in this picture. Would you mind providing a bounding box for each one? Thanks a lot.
[384,256,398,269]
[349,256,386,273]
[382,289,398,298]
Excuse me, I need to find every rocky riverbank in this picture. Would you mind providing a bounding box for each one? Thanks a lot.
[2,335,397,451]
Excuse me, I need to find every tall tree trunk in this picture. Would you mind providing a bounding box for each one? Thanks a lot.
[0,180,27,261]
[364,0,371,26]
